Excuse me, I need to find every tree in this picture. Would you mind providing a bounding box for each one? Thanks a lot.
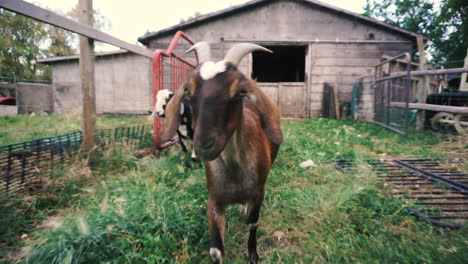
[47,27,76,57]
[0,9,49,81]
[431,0,467,68]
[363,0,467,69]
[0,5,112,82]
[179,11,203,24]
[364,0,435,35]
[46,5,111,57]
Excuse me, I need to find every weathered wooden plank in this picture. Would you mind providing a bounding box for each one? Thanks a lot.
[332,84,340,119]
[390,102,468,113]
[311,43,411,51]
[415,34,428,131]
[309,102,322,111]
[311,65,371,71]
[311,57,379,66]
[0,0,154,58]
[258,83,279,105]
[279,83,307,118]
[310,43,410,58]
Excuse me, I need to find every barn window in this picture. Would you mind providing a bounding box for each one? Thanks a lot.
[251,45,306,82]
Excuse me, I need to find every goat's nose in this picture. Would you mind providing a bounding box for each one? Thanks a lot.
[201,139,215,150]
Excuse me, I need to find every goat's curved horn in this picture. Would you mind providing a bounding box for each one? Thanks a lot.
[186,42,211,63]
[224,43,272,66]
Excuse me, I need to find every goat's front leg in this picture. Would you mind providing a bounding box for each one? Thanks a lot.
[208,199,226,264]
[177,132,192,168]
[245,198,264,264]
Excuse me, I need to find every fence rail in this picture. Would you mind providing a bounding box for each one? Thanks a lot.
[0,124,152,192]
[0,0,154,58]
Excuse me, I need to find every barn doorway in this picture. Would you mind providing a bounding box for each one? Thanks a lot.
[252,45,306,82]
[252,45,308,118]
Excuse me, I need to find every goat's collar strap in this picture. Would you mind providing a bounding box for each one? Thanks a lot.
[200,61,227,80]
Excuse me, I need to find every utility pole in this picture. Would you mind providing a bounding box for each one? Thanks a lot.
[79,0,96,149]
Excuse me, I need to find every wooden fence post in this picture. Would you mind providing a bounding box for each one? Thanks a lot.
[416,35,429,131]
[79,0,96,149]
[460,48,468,92]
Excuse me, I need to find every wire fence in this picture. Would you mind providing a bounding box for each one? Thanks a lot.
[0,124,152,193]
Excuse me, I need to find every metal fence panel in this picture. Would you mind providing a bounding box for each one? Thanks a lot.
[373,53,412,135]
[152,31,198,148]
[0,124,152,193]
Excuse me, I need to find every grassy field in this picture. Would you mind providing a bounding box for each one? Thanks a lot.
[0,112,150,146]
[1,118,467,263]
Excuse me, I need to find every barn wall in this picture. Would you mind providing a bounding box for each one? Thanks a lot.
[51,53,152,114]
[146,0,415,118]
[308,42,412,117]
[149,0,413,45]
[354,76,375,122]
[53,62,81,113]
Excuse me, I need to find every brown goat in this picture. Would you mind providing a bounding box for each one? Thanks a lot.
[161,42,283,263]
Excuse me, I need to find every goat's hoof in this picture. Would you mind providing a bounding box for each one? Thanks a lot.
[248,251,259,264]
[210,248,223,264]
[184,160,193,169]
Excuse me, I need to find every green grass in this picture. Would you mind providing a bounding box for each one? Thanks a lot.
[2,118,467,263]
[0,113,150,146]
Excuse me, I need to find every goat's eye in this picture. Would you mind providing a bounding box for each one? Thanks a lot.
[238,90,247,97]
[185,77,197,97]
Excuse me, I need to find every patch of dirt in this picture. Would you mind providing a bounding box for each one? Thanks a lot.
[262,229,305,253]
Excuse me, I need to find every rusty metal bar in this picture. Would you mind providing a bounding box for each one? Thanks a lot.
[394,159,468,192]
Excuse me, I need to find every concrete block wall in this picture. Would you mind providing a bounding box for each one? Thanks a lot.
[0,106,17,116]
[16,82,53,114]
[53,62,81,113]
[50,53,152,114]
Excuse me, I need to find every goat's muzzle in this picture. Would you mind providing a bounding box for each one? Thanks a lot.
[194,138,222,161]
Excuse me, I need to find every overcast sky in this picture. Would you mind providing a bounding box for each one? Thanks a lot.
[30,0,369,51]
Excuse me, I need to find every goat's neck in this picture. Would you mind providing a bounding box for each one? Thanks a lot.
[220,113,246,165]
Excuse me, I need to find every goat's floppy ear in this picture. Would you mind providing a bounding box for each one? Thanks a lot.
[160,86,184,142]
[246,80,283,145]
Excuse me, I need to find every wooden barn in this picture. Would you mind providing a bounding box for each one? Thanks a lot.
[139,0,422,118]
[39,0,423,117]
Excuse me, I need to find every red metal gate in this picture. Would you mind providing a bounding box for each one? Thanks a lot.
[152,31,198,148]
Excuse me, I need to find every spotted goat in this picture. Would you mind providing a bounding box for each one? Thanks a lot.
[162,42,283,263]
[152,89,196,163]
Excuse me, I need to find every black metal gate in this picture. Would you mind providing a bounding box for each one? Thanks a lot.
[374,53,412,135]
[0,124,152,193]
[331,158,467,229]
